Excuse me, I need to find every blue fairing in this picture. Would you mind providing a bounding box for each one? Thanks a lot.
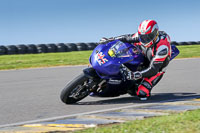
[89,40,179,80]
[170,44,180,61]
[89,40,144,79]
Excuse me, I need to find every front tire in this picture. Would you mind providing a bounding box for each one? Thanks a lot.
[60,73,90,104]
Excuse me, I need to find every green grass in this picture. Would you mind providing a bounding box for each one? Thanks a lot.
[176,45,200,58]
[0,45,199,70]
[75,109,200,133]
[0,51,92,70]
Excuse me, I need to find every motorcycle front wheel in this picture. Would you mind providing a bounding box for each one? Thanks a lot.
[60,73,90,104]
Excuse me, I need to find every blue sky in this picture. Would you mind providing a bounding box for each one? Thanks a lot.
[0,0,200,45]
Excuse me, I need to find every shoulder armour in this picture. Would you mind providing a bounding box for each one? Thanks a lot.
[156,45,168,58]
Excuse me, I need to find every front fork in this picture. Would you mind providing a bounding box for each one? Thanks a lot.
[83,67,101,92]
[83,67,99,80]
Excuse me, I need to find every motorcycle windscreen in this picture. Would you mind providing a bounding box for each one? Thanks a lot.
[109,41,133,58]
[90,40,135,76]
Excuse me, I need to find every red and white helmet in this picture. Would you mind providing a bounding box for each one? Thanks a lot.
[138,20,159,47]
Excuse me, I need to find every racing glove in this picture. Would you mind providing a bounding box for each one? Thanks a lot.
[127,71,142,80]
[120,65,142,80]
[114,35,140,43]
[99,37,114,44]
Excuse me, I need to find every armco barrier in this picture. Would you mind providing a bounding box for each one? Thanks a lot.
[0,41,199,55]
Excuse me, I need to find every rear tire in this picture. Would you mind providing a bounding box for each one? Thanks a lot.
[60,73,90,104]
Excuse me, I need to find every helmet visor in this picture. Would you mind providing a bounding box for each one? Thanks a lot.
[139,29,158,44]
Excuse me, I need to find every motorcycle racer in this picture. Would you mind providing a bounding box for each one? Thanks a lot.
[99,20,171,100]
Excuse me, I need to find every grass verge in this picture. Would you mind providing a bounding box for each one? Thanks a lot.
[74,109,200,133]
[176,45,200,58]
[0,45,199,70]
[0,51,92,70]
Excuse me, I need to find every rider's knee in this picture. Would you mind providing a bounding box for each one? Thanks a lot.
[137,85,151,98]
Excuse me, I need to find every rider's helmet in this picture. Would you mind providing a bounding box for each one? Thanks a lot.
[138,20,159,48]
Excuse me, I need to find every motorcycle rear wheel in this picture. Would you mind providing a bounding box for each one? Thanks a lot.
[60,73,90,104]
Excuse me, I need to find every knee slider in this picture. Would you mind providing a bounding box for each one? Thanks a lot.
[141,81,152,91]
[138,90,148,98]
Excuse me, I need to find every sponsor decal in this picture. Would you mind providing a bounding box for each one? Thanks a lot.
[96,52,108,65]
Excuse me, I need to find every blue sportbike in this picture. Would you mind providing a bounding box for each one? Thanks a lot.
[60,40,179,104]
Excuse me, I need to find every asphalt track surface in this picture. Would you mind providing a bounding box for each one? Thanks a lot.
[0,58,200,126]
